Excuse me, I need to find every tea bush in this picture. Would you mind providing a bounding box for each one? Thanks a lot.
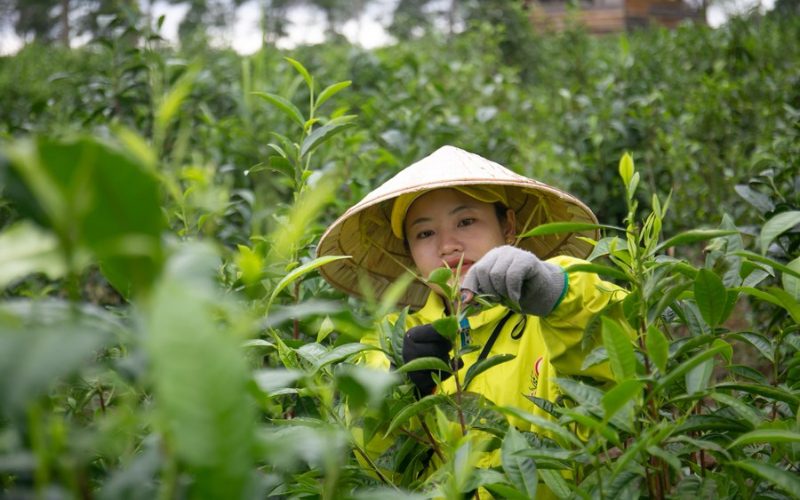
[0,12,799,499]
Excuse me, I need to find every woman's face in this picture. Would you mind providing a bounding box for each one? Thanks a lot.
[404,188,515,286]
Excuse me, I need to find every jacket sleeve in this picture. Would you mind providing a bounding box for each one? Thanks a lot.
[539,255,632,384]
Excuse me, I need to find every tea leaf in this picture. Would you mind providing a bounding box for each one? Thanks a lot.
[253,369,305,394]
[759,210,800,254]
[385,394,449,436]
[147,245,254,498]
[655,339,732,392]
[645,326,669,374]
[464,354,515,389]
[539,469,572,499]
[266,255,351,312]
[655,230,738,253]
[0,221,66,288]
[502,426,537,498]
[318,342,375,368]
[521,222,621,238]
[728,460,800,498]
[497,406,583,448]
[601,317,636,381]
[432,316,459,342]
[299,115,357,157]
[710,392,762,429]
[726,332,774,363]
[618,152,634,187]
[315,80,351,110]
[601,379,643,422]
[694,269,727,328]
[335,365,399,409]
[396,356,453,374]
[685,358,714,395]
[782,256,800,301]
[735,250,800,279]
[285,57,313,90]
[727,429,800,448]
[715,382,800,407]
[253,92,305,127]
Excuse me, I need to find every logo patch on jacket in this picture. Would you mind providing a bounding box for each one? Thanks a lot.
[528,356,543,393]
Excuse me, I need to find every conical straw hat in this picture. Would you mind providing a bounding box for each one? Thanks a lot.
[316,145,598,309]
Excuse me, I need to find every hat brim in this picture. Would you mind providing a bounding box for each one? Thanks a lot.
[316,146,598,309]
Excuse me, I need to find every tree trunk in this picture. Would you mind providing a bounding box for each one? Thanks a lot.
[60,0,70,47]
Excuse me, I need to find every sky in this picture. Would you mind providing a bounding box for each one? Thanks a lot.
[0,0,778,56]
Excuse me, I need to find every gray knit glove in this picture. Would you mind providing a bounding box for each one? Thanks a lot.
[462,245,566,316]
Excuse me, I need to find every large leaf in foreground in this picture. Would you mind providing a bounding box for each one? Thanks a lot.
[146,243,255,498]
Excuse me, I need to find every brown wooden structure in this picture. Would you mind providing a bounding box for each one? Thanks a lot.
[529,0,705,33]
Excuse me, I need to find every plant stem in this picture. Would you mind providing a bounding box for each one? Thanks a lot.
[419,420,446,462]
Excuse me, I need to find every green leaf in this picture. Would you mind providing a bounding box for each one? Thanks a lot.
[385,394,449,435]
[726,332,774,363]
[335,365,399,409]
[694,269,727,328]
[655,230,739,254]
[253,368,304,394]
[0,221,66,289]
[299,115,357,158]
[318,342,375,368]
[464,353,516,389]
[619,152,634,187]
[728,459,800,498]
[783,256,800,301]
[710,392,762,429]
[760,210,800,254]
[645,326,669,374]
[396,356,453,374]
[685,358,714,395]
[146,244,254,498]
[0,302,112,416]
[502,426,537,498]
[496,406,583,448]
[284,56,313,90]
[266,255,351,312]
[655,339,732,393]
[601,379,643,422]
[728,429,800,448]
[315,80,351,110]
[521,222,621,238]
[432,316,459,342]
[155,65,198,132]
[427,266,453,286]
[539,469,572,499]
[715,382,800,407]
[5,137,166,297]
[601,317,636,381]
[252,92,305,127]
[735,250,800,279]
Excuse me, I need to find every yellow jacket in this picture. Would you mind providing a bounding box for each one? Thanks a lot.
[356,255,629,492]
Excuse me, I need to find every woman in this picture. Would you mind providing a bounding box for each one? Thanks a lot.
[316,145,629,491]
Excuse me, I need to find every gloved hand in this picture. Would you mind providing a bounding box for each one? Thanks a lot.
[402,324,457,396]
[461,245,566,316]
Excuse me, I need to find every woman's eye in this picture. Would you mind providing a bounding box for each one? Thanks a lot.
[416,230,434,240]
[458,217,476,227]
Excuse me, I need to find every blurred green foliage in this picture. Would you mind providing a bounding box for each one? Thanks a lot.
[0,9,799,499]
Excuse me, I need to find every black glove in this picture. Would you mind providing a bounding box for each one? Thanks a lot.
[401,324,456,397]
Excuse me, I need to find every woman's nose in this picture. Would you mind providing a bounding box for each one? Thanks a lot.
[438,231,463,255]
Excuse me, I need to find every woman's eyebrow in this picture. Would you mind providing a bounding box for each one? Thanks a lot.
[449,204,475,215]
